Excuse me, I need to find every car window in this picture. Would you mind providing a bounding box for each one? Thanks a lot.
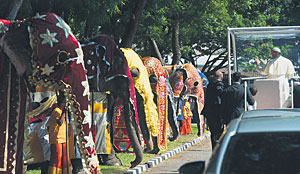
[221,132,300,174]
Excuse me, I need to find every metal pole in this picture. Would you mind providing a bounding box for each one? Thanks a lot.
[244,81,247,111]
[91,90,94,138]
[232,34,237,72]
[227,28,232,85]
[291,79,294,109]
[65,105,70,174]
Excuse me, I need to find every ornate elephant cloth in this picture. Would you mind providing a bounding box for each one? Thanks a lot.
[164,65,185,98]
[23,87,56,165]
[198,69,209,87]
[142,57,168,150]
[112,98,132,151]
[163,65,177,79]
[181,64,204,110]
[0,19,27,174]
[121,48,159,137]
[81,35,141,152]
[90,92,111,154]
[27,13,98,172]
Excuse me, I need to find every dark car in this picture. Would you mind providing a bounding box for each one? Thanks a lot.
[179,109,300,174]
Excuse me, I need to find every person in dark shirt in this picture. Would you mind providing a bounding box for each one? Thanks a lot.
[293,82,300,108]
[221,72,255,125]
[202,70,224,149]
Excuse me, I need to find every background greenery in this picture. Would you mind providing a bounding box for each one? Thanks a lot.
[1,0,300,73]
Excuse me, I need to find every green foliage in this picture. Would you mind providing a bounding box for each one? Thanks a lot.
[2,0,300,71]
[236,38,296,72]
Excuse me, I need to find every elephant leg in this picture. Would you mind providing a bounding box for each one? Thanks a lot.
[191,97,202,137]
[100,148,122,166]
[124,100,143,168]
[136,90,153,153]
[167,96,179,141]
[40,161,49,174]
[138,111,153,153]
[193,107,201,137]
[71,158,85,173]
[150,136,159,154]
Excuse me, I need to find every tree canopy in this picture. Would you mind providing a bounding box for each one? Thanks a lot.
[1,0,300,74]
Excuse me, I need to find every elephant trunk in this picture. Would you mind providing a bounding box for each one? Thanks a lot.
[123,100,143,168]
[168,99,179,141]
[192,98,202,137]
[136,91,153,153]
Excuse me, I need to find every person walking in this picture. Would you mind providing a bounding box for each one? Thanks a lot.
[221,72,255,125]
[202,70,224,149]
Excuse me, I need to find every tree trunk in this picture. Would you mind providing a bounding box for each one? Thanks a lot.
[84,18,91,39]
[149,37,164,64]
[171,20,181,65]
[4,0,24,20]
[120,0,147,48]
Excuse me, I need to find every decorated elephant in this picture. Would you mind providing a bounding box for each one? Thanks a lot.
[80,35,143,168]
[140,56,179,153]
[0,13,99,173]
[121,48,159,153]
[165,64,205,137]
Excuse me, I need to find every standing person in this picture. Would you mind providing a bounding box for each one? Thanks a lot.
[255,47,296,103]
[48,93,74,174]
[202,70,224,149]
[221,72,255,125]
[293,82,300,108]
[180,97,193,135]
[247,85,258,111]
[177,98,184,133]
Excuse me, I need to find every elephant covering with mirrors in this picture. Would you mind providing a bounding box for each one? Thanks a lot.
[80,35,144,168]
[164,64,205,137]
[0,13,100,173]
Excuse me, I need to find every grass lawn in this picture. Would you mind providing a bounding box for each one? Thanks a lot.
[26,124,209,174]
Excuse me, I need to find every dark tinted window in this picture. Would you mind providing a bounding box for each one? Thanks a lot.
[222,132,300,174]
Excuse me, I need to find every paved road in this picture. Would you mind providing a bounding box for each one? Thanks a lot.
[143,137,212,174]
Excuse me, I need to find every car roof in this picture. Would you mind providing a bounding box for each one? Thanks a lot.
[237,109,300,133]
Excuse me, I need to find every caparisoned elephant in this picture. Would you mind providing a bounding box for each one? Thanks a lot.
[165,64,205,137]
[121,48,160,153]
[141,56,177,153]
[0,13,99,173]
[81,35,143,168]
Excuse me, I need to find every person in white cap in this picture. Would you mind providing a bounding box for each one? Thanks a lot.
[255,47,296,104]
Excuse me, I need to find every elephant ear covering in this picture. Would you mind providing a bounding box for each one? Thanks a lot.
[142,57,168,151]
[121,48,160,137]
[27,13,99,173]
[0,19,28,174]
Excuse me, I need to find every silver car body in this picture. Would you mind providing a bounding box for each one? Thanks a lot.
[204,108,300,174]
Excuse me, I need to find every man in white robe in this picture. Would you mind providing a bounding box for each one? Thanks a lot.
[255,47,296,105]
